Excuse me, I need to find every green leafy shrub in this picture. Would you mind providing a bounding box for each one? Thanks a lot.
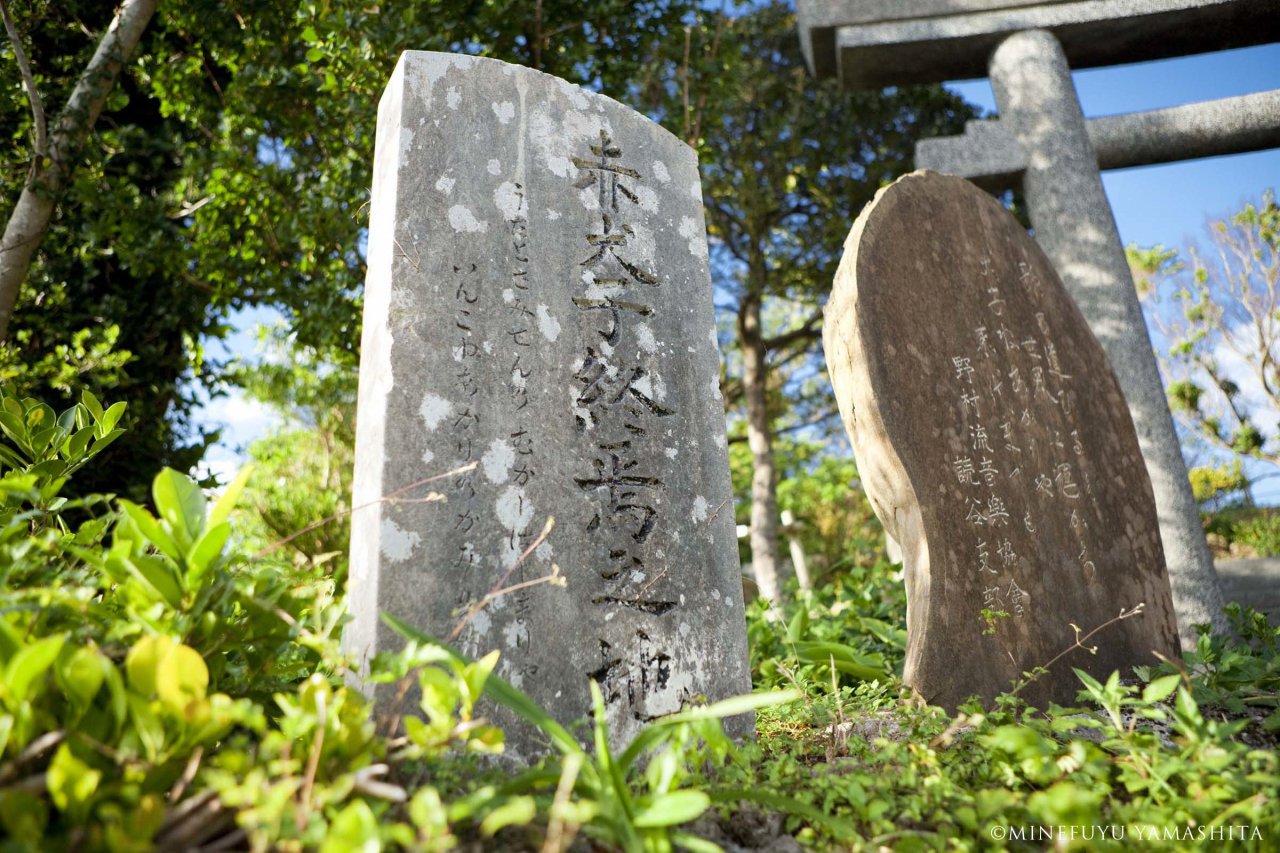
[3,385,1279,851]
[0,389,494,848]
[1234,514,1280,557]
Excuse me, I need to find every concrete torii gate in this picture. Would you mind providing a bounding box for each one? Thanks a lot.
[799,0,1280,642]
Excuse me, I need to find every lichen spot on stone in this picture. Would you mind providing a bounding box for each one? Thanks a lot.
[380,518,421,563]
[419,393,452,430]
[678,216,707,259]
[494,181,527,221]
[487,159,501,176]
[691,495,709,524]
[446,86,462,109]
[492,101,516,124]
[652,160,670,183]
[434,174,455,195]
[635,322,658,355]
[496,485,534,533]
[537,305,561,342]
[635,185,659,213]
[448,205,487,233]
[482,438,515,484]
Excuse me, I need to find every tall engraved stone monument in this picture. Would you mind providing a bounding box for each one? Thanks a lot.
[348,52,751,754]
[824,171,1180,710]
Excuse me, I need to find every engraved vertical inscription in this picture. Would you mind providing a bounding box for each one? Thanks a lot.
[501,181,538,682]
[569,131,681,721]
[350,52,751,755]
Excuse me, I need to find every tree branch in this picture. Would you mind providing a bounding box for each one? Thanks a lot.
[764,306,823,352]
[0,0,159,341]
[0,0,46,163]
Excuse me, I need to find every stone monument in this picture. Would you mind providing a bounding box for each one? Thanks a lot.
[796,0,1280,642]
[824,171,1181,710]
[348,52,752,755]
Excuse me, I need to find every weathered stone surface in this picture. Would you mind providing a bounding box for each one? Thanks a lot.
[988,31,1225,642]
[797,0,1280,86]
[823,171,1180,710]
[348,52,751,756]
[915,90,1280,189]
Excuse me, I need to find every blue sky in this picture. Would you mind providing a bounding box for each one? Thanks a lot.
[947,43,1279,249]
[200,41,1280,498]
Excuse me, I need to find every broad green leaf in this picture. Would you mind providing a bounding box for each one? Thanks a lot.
[63,426,95,461]
[633,790,710,828]
[60,647,107,709]
[1073,667,1106,699]
[28,426,59,458]
[152,468,206,545]
[464,650,501,706]
[119,499,181,561]
[129,552,185,609]
[208,466,253,526]
[55,406,76,432]
[156,644,209,713]
[126,635,177,697]
[0,443,25,469]
[0,411,29,456]
[402,713,437,748]
[46,744,101,815]
[88,428,125,457]
[187,521,231,579]
[6,634,66,703]
[100,402,127,434]
[786,605,809,643]
[1142,674,1183,704]
[418,666,461,722]
[408,786,448,835]
[25,403,54,431]
[321,800,380,853]
[80,390,104,420]
[479,795,536,836]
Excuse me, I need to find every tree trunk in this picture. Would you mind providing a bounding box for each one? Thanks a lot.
[739,290,781,605]
[0,0,158,341]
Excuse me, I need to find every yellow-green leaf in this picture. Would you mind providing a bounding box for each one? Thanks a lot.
[46,744,101,814]
[187,521,231,577]
[152,468,206,546]
[633,790,710,828]
[156,644,209,713]
[209,466,253,526]
[126,635,177,697]
[1142,674,1183,704]
[479,796,536,836]
[6,634,65,703]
